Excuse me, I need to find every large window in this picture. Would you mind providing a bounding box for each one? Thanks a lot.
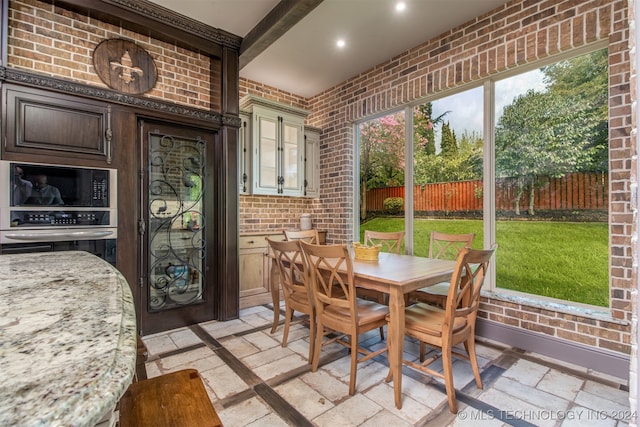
[357,47,609,308]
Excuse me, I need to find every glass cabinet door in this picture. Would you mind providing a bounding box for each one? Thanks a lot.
[147,133,205,311]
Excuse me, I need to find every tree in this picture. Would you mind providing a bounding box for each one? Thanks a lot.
[440,122,458,157]
[359,112,406,219]
[495,48,608,215]
[495,90,600,215]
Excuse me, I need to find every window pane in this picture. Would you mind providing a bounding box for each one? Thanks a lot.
[358,111,406,245]
[494,48,609,306]
[412,88,484,256]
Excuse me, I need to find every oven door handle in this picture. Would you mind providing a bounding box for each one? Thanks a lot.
[4,230,114,241]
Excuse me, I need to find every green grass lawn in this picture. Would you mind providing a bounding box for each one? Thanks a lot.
[360,217,609,307]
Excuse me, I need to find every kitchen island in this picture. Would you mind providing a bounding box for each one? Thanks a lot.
[0,251,137,426]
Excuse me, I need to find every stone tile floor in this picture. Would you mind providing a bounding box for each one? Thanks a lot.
[142,304,632,426]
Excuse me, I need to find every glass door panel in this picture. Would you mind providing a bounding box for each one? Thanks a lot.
[258,117,277,189]
[282,122,299,190]
[147,133,205,312]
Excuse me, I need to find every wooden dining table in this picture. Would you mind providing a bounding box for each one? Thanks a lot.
[270,250,456,409]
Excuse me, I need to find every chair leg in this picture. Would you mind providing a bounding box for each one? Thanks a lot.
[419,341,426,362]
[442,349,458,413]
[311,321,324,372]
[282,306,293,348]
[465,338,483,389]
[384,326,393,383]
[348,335,358,395]
[307,313,316,364]
[377,293,385,340]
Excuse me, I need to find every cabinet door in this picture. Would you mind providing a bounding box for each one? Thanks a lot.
[3,84,112,164]
[239,113,251,195]
[239,236,271,308]
[252,106,304,196]
[304,129,320,198]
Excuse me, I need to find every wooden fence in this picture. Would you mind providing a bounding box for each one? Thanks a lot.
[365,172,608,213]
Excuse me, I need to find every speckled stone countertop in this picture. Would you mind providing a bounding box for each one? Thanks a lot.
[0,251,137,427]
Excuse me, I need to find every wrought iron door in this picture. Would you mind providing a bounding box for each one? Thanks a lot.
[139,121,216,333]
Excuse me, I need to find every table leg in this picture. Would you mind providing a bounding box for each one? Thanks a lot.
[269,257,280,334]
[388,288,405,409]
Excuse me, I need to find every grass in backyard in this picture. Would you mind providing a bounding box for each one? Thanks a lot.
[360,217,609,307]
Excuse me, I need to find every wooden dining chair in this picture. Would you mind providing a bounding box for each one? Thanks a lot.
[363,230,404,254]
[408,231,475,308]
[267,237,316,363]
[388,244,496,413]
[299,240,389,395]
[408,231,475,361]
[357,230,405,339]
[283,229,320,244]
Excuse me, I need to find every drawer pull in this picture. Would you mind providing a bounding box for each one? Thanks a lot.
[247,240,255,244]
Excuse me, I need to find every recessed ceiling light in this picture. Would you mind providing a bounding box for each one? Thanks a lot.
[336,39,346,48]
[395,2,406,12]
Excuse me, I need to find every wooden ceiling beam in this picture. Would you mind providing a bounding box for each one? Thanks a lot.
[240,0,323,69]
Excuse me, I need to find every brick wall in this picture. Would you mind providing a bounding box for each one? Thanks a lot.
[301,0,633,357]
[7,0,635,363]
[7,0,217,110]
[626,0,638,419]
[238,79,325,234]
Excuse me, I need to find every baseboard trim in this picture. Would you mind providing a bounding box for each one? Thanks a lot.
[476,318,629,380]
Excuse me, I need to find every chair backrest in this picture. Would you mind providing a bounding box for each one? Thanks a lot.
[283,229,320,244]
[363,230,404,254]
[429,231,475,260]
[299,241,356,317]
[444,245,497,332]
[267,238,309,301]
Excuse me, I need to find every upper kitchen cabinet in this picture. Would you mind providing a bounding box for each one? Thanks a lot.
[304,127,320,198]
[240,95,309,197]
[2,84,112,165]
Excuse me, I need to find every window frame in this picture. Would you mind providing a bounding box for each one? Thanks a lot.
[354,42,611,314]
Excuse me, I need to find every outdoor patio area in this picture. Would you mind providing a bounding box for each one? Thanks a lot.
[140,304,631,427]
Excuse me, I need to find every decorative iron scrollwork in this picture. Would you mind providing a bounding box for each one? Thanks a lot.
[147,133,206,311]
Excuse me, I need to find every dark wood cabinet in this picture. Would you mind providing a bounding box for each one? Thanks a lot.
[2,84,112,164]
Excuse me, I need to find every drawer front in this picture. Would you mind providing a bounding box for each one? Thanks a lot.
[239,233,286,249]
[239,235,268,249]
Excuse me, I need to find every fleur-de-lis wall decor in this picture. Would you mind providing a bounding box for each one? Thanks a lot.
[110,50,144,84]
[93,39,157,95]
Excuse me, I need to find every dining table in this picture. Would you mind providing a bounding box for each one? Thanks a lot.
[270,249,456,409]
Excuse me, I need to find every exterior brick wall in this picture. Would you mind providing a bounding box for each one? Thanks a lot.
[7,0,217,110]
[6,0,635,367]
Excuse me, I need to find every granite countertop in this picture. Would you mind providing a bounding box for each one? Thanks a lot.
[0,251,137,427]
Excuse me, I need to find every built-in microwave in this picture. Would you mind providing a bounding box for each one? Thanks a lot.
[0,161,117,232]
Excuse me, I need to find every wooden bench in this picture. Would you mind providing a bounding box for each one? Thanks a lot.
[119,369,223,427]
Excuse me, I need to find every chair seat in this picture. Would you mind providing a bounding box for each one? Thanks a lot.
[324,298,389,326]
[400,303,467,337]
[416,281,449,296]
[289,290,311,305]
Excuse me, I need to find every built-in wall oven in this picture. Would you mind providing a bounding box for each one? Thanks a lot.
[0,161,117,265]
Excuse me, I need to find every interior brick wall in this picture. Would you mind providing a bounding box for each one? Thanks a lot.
[238,79,327,235]
[7,0,634,363]
[626,0,638,418]
[7,0,217,111]
[301,0,633,358]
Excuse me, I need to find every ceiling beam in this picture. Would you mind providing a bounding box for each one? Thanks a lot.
[239,0,324,69]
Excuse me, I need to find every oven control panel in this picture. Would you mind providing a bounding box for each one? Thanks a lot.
[10,210,112,227]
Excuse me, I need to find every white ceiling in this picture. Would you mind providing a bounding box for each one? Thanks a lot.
[148,0,510,98]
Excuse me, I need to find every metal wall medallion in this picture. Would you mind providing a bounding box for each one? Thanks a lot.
[92,39,158,95]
